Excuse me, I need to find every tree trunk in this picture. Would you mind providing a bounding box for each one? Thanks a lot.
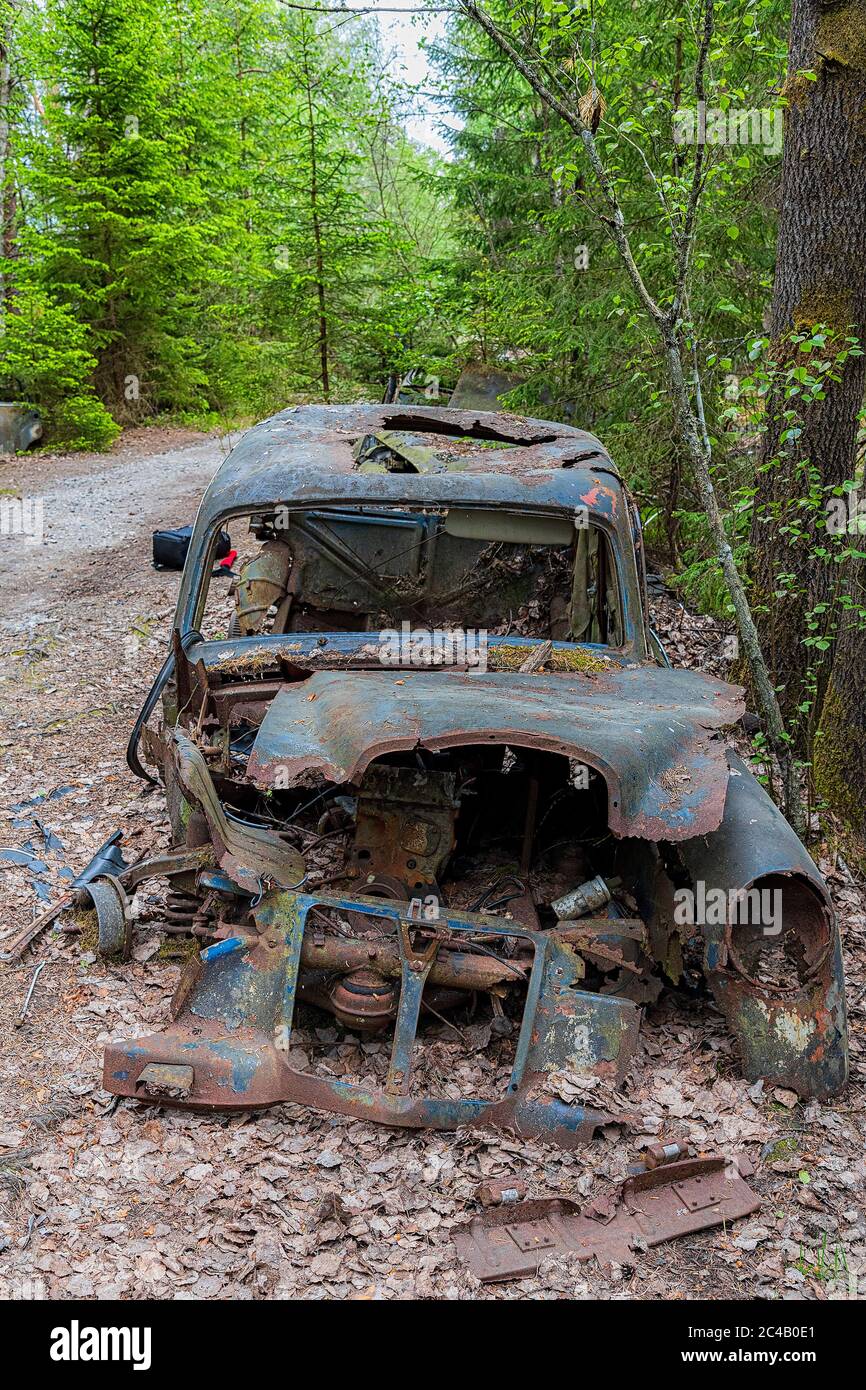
[814,560,866,847]
[302,47,330,402]
[234,27,252,235]
[750,0,866,744]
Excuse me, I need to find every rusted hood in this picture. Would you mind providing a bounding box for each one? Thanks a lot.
[246,664,744,841]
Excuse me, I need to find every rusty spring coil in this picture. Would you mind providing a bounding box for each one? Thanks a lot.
[164,890,203,934]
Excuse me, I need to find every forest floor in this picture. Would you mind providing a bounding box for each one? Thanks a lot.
[0,429,863,1302]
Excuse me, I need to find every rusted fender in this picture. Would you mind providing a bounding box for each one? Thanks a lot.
[677,753,848,1099]
[169,731,304,894]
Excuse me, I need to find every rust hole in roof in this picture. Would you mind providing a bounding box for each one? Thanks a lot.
[562,449,605,468]
[381,412,560,446]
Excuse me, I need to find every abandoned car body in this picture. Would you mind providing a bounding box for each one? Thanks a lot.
[101,404,848,1144]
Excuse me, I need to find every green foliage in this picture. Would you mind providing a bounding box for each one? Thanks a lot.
[0,0,456,446]
[21,0,213,418]
[668,516,751,619]
[203,337,307,420]
[0,271,119,448]
[431,0,789,579]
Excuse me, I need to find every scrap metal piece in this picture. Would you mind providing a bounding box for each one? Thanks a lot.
[552,875,613,921]
[299,925,528,992]
[348,764,458,888]
[643,1141,690,1170]
[328,968,397,1032]
[454,1156,760,1282]
[386,923,439,1095]
[476,1179,528,1207]
[0,828,131,962]
[231,540,291,635]
[71,830,129,888]
[353,428,451,474]
[169,731,304,893]
[14,961,47,1027]
[0,893,74,961]
[123,845,216,891]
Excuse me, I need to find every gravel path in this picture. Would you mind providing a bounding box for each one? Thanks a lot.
[1,430,235,620]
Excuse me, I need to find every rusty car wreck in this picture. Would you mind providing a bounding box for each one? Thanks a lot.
[97,403,848,1145]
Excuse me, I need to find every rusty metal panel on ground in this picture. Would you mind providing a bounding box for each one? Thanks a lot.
[454,1156,760,1281]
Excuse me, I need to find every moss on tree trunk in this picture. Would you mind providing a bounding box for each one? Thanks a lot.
[814,566,866,853]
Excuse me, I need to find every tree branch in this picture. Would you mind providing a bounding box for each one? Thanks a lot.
[459,0,665,327]
[671,0,714,326]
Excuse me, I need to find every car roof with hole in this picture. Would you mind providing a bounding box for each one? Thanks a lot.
[197,404,623,529]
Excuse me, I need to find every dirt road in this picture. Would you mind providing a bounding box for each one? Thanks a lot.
[0,430,863,1302]
[1,428,234,616]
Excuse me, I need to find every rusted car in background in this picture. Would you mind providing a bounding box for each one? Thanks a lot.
[0,400,43,454]
[100,404,848,1145]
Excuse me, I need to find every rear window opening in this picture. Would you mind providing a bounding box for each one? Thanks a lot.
[199,504,623,647]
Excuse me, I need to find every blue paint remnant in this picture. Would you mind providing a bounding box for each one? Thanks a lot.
[11,785,75,814]
[0,848,48,870]
[321,1076,490,1125]
[511,1097,590,1136]
[208,1040,261,1093]
[200,936,246,962]
[198,869,252,898]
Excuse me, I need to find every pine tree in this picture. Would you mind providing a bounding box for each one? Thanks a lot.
[25,0,211,416]
[260,10,394,398]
